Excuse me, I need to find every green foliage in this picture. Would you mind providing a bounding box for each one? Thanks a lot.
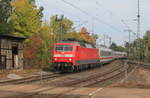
[0,0,98,68]
[110,42,125,52]
[64,26,98,44]
[140,31,150,60]
[0,0,12,23]
[50,15,74,41]
[64,31,80,39]
[28,0,35,4]
[91,33,99,41]
[10,0,42,38]
[61,17,74,33]
[0,0,12,34]
[38,22,55,67]
[50,15,60,40]
[125,32,149,60]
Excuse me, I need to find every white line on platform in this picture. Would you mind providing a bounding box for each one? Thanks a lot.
[88,88,103,96]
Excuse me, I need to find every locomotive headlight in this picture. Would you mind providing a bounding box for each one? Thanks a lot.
[69,58,72,61]
[54,54,61,57]
[54,58,57,61]
[65,54,73,57]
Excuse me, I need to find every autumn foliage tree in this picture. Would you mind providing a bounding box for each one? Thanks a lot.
[79,27,96,44]
[65,26,98,44]
[0,0,100,69]
[38,22,57,68]
[10,0,42,39]
[9,0,44,68]
[124,30,150,61]
[64,31,80,39]
[50,15,74,41]
[23,33,42,68]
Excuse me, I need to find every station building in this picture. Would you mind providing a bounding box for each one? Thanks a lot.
[0,35,25,70]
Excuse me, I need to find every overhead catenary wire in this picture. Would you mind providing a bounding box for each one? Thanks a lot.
[37,0,89,31]
[61,0,89,16]
[61,0,123,32]
[121,20,135,33]
[95,1,113,16]
[95,0,138,34]
[95,1,124,29]
[73,20,88,29]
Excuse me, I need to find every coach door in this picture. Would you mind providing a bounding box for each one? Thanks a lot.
[0,55,6,69]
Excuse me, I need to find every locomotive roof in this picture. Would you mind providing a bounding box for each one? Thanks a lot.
[0,34,25,40]
[60,40,86,44]
[62,38,89,43]
[61,38,96,48]
[55,42,79,45]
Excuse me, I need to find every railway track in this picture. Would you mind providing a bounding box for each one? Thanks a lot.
[40,61,131,98]
[56,63,130,87]
[127,60,150,69]
[3,60,132,98]
[0,73,62,85]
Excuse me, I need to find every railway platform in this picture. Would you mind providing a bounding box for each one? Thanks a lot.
[0,84,149,98]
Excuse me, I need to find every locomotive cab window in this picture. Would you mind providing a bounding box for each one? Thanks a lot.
[56,45,73,51]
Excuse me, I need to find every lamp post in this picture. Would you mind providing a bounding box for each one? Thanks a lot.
[56,15,64,41]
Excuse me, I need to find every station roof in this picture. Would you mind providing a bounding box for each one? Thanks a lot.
[0,34,26,40]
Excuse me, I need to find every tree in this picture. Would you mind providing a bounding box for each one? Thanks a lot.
[65,26,98,44]
[110,42,125,52]
[110,42,117,50]
[64,31,80,39]
[0,0,12,34]
[79,26,97,44]
[10,0,42,38]
[50,15,60,41]
[91,33,99,41]
[28,0,35,4]
[50,15,74,41]
[144,30,150,46]
[38,22,56,68]
[61,17,74,34]
[24,33,42,68]
[91,33,99,44]
[141,30,150,61]
[79,26,90,42]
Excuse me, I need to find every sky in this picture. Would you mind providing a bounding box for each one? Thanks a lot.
[36,0,150,46]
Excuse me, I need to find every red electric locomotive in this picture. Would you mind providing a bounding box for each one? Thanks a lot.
[52,39,125,72]
[52,39,99,72]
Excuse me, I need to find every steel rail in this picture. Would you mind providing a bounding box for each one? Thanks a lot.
[127,60,150,69]
[3,60,129,98]
[46,64,130,98]
[0,73,61,85]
